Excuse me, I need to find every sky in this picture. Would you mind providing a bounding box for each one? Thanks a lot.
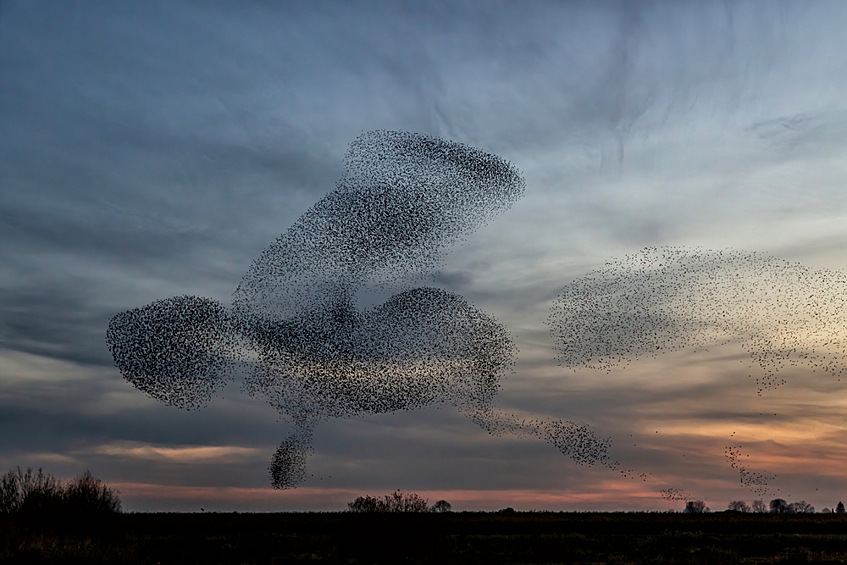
[3,0,847,512]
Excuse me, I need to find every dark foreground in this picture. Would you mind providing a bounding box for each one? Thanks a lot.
[4,511,847,564]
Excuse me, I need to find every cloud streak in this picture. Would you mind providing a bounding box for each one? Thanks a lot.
[90,442,265,464]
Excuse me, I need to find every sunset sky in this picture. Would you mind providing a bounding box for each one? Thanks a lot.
[4,1,847,512]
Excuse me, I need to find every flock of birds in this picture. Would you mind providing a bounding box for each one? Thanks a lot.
[660,488,690,502]
[550,247,847,395]
[108,131,615,488]
[725,444,774,498]
[107,130,847,497]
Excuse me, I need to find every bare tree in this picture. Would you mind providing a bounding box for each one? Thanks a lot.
[727,500,750,513]
[751,499,767,513]
[787,501,814,513]
[684,500,708,513]
[347,490,429,513]
[384,490,427,512]
[347,495,381,513]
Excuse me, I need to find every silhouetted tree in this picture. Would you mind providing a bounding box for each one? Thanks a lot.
[430,500,452,513]
[385,489,428,512]
[836,501,845,513]
[727,500,750,512]
[770,498,788,513]
[683,500,708,513]
[347,490,429,513]
[751,499,767,513]
[347,495,381,513]
[787,501,814,514]
[822,507,832,513]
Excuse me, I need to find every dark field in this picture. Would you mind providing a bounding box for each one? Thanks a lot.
[4,511,847,564]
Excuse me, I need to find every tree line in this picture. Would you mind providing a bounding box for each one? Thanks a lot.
[347,490,452,513]
[348,492,847,514]
[683,498,846,513]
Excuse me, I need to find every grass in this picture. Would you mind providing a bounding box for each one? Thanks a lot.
[4,511,847,563]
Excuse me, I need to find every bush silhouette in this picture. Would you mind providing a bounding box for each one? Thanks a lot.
[347,490,430,512]
[63,470,122,515]
[0,467,121,517]
[0,467,64,515]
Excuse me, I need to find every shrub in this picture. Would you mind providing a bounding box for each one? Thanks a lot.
[64,470,122,514]
[0,467,64,515]
[0,467,121,516]
[347,490,429,513]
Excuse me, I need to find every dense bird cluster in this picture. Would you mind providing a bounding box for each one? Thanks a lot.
[107,131,618,488]
[232,131,526,324]
[106,296,239,410]
[550,247,847,395]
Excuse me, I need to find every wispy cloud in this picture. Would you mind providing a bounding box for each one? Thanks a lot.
[89,442,265,464]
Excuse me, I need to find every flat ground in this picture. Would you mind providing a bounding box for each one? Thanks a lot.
[4,511,847,564]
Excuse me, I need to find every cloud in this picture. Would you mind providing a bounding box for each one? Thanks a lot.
[89,442,265,464]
